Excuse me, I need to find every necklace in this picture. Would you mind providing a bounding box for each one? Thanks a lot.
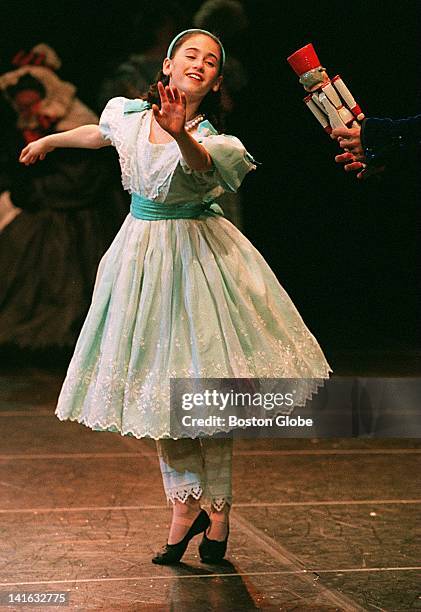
[185,114,205,131]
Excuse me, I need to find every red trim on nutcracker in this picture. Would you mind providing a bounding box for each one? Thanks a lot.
[287,43,365,133]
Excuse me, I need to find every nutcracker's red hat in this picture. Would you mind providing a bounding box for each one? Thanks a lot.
[287,43,321,76]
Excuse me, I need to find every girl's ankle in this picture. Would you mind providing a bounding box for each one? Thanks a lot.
[174,497,201,515]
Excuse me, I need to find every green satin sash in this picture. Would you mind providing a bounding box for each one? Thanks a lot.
[130,193,224,220]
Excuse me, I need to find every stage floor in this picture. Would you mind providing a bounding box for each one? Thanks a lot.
[0,367,420,611]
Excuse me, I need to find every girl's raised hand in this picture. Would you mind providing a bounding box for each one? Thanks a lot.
[152,82,187,139]
[19,138,55,166]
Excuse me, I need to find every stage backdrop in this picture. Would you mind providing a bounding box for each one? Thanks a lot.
[0,0,419,354]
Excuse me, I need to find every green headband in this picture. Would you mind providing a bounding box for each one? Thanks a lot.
[166,29,226,71]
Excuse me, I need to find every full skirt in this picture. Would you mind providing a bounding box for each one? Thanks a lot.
[55,213,332,439]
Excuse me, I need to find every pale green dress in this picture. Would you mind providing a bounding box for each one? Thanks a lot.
[55,97,332,439]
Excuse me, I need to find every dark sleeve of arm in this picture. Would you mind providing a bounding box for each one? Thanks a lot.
[361,114,421,165]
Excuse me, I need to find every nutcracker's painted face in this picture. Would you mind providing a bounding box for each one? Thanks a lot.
[162,33,223,102]
[300,67,329,92]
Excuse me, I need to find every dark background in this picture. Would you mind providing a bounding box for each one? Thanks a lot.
[1,0,419,359]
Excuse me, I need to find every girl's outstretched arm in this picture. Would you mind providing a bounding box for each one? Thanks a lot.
[19,125,110,166]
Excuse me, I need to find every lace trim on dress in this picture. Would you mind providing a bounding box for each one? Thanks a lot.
[55,358,332,440]
[106,102,142,193]
[136,110,187,201]
[166,484,204,504]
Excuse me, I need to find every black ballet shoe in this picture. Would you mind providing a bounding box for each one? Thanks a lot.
[152,508,210,565]
[199,523,230,563]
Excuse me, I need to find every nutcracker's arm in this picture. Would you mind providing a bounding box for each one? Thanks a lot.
[304,94,332,133]
[331,76,364,121]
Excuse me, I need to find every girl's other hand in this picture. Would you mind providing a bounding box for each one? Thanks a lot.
[152,82,187,139]
[19,139,55,165]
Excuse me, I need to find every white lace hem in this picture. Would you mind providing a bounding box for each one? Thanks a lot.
[164,485,231,511]
[55,372,332,441]
[166,484,204,504]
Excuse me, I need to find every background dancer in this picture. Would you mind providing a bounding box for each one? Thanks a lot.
[0,44,127,363]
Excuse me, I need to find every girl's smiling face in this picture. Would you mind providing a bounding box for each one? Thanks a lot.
[162,33,223,102]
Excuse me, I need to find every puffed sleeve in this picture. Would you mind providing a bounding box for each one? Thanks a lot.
[98,96,127,146]
[98,97,150,193]
[180,124,257,192]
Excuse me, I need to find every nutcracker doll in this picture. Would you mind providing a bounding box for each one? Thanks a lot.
[287,43,364,134]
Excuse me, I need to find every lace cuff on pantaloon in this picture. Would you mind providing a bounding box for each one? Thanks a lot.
[165,484,231,511]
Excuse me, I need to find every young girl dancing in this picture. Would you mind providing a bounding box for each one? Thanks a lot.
[20,29,331,565]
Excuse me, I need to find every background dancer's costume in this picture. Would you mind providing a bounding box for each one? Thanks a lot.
[55,96,331,506]
[0,47,127,353]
